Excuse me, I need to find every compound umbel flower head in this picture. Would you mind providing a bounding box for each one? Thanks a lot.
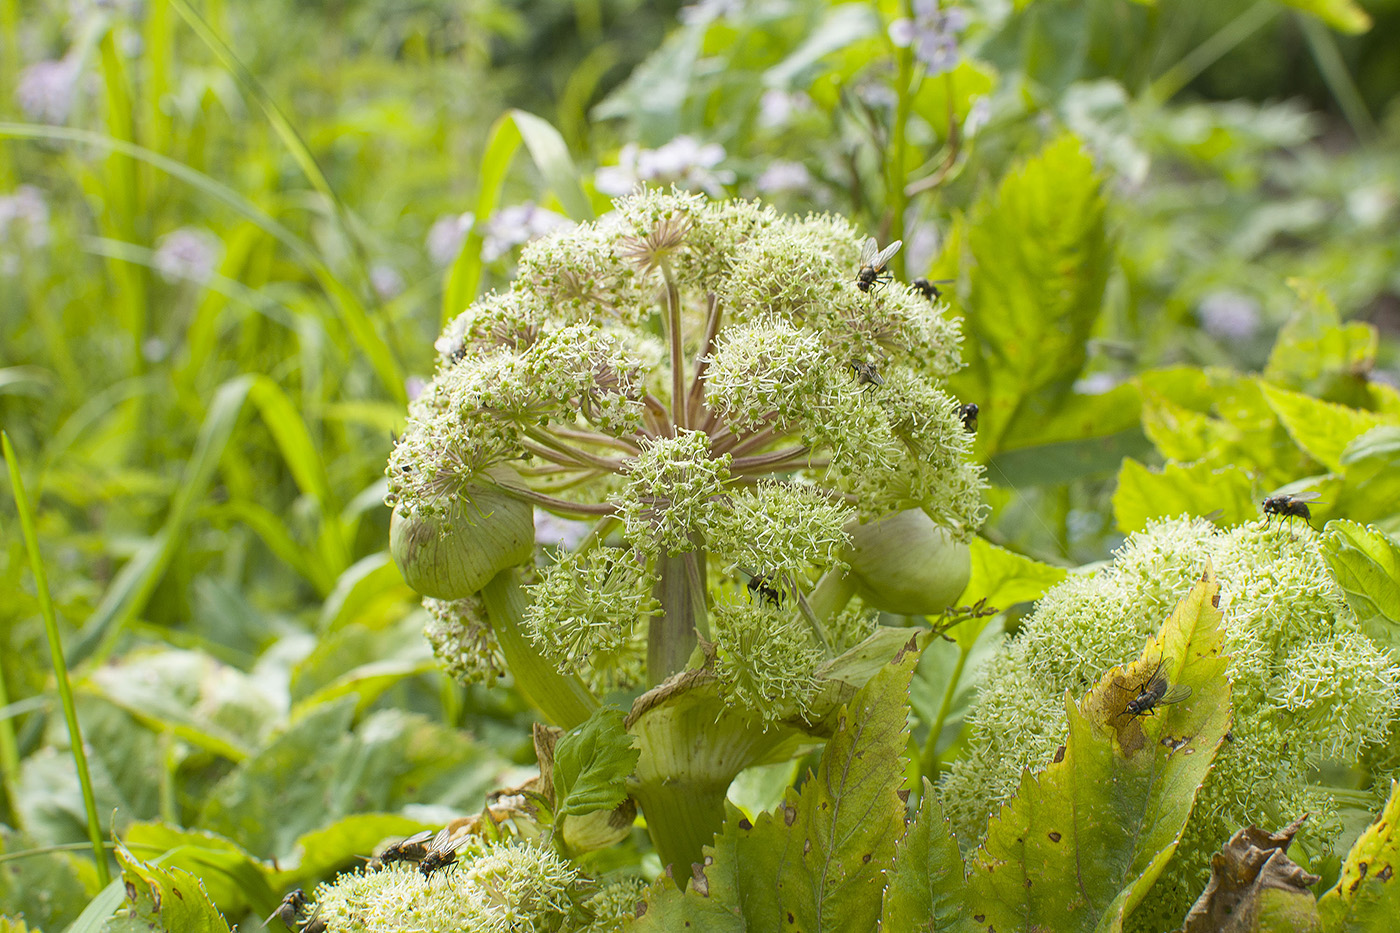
[388,188,984,712]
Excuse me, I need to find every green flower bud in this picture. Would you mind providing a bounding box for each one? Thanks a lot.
[390,467,534,599]
[843,508,971,615]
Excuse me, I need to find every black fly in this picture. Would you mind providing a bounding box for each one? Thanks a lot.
[856,237,902,293]
[850,359,884,387]
[264,889,309,929]
[1261,491,1320,528]
[958,403,979,434]
[419,826,471,880]
[746,571,785,607]
[911,277,953,301]
[369,829,434,871]
[1119,658,1191,720]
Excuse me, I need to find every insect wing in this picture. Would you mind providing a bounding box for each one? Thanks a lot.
[1158,683,1192,705]
[429,826,470,857]
[859,236,878,266]
[399,829,435,849]
[1288,491,1322,503]
[870,239,903,271]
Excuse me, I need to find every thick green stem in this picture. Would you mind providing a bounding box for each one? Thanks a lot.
[807,568,858,625]
[480,568,598,728]
[648,551,708,686]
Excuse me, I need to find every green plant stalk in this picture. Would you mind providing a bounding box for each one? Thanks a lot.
[0,0,16,186]
[98,27,149,370]
[1148,0,1278,103]
[886,0,917,278]
[0,633,22,828]
[918,641,970,781]
[479,567,598,728]
[1298,14,1377,142]
[648,551,708,686]
[2,433,110,887]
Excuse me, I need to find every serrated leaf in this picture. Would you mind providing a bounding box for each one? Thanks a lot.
[1112,459,1258,534]
[880,778,976,933]
[1318,782,1400,930]
[111,844,231,933]
[967,569,1232,933]
[1259,382,1391,473]
[1320,521,1400,651]
[121,823,276,917]
[553,706,639,820]
[1265,285,1379,406]
[950,135,1110,459]
[634,636,924,933]
[1332,427,1400,532]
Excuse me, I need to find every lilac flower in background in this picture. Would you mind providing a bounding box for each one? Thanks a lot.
[903,223,940,279]
[0,186,51,249]
[755,161,812,194]
[965,96,991,135]
[889,2,968,76]
[370,263,405,301]
[426,212,475,267]
[758,89,812,129]
[17,57,80,124]
[533,509,593,551]
[405,376,427,401]
[154,227,220,284]
[595,136,735,198]
[142,336,169,364]
[480,203,571,263]
[1197,290,1262,341]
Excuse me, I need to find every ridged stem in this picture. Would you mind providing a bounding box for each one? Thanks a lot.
[648,551,708,686]
[480,567,598,728]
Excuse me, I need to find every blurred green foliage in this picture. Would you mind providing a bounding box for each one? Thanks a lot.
[1,0,1398,927]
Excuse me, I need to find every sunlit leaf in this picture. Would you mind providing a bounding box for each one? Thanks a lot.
[1112,458,1259,534]
[1318,781,1400,929]
[880,779,976,933]
[1320,521,1400,652]
[1259,381,1390,473]
[110,843,231,932]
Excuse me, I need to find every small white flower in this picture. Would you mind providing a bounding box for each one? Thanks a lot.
[1073,372,1120,395]
[153,227,220,284]
[17,57,80,124]
[426,211,475,267]
[595,136,735,198]
[965,96,991,135]
[758,89,811,129]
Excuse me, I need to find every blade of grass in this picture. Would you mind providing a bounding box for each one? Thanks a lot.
[0,123,407,403]
[1298,12,1377,141]
[2,432,110,888]
[442,109,594,326]
[0,629,21,828]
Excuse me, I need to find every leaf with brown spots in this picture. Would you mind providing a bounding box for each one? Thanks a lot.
[1181,816,1321,933]
[112,842,232,932]
[880,778,976,932]
[1318,781,1400,931]
[633,635,924,933]
[965,568,1232,933]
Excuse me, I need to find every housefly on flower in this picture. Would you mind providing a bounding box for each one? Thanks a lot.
[856,237,902,292]
[419,826,471,880]
[912,277,953,301]
[1261,491,1320,527]
[1119,658,1191,720]
[745,570,785,607]
[264,889,310,929]
[850,359,884,387]
[368,828,434,870]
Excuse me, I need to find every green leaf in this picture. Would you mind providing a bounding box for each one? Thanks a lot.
[1319,521,1400,652]
[763,4,880,88]
[272,813,432,888]
[1332,427,1400,532]
[1318,782,1400,930]
[635,636,923,933]
[966,569,1232,932]
[1259,382,1391,473]
[1275,0,1371,34]
[0,827,96,931]
[317,551,415,634]
[950,135,1111,459]
[880,778,976,933]
[987,429,1154,486]
[111,843,231,933]
[960,537,1069,610]
[121,823,277,918]
[1265,284,1379,405]
[553,707,639,820]
[1112,458,1259,534]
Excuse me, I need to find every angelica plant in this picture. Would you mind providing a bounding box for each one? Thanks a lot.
[387,188,984,867]
[942,516,1400,931]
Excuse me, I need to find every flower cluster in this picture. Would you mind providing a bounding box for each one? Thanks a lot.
[423,595,506,686]
[312,841,585,932]
[940,517,1400,931]
[595,137,735,197]
[390,188,983,715]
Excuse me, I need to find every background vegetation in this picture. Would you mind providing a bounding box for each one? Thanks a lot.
[1,0,1398,928]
